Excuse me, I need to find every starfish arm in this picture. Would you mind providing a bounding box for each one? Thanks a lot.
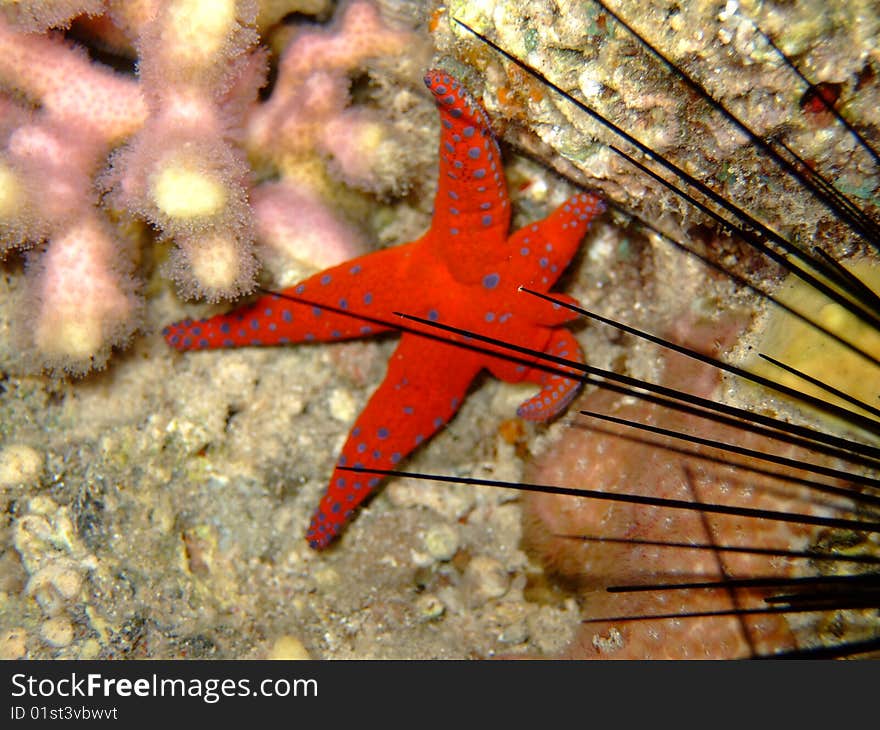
[162,244,421,351]
[526,292,583,327]
[307,334,481,548]
[423,70,511,283]
[507,192,606,294]
[516,328,584,421]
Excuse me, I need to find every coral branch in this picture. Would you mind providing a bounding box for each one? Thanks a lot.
[0,0,427,374]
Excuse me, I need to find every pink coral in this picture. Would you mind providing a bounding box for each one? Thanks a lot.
[0,0,425,374]
[245,0,432,198]
[251,182,368,273]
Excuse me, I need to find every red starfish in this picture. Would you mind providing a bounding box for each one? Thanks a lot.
[164,69,605,549]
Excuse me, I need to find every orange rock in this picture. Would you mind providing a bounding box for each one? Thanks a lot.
[523,315,861,658]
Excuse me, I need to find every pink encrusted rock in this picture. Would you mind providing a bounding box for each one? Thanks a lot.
[523,314,856,658]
